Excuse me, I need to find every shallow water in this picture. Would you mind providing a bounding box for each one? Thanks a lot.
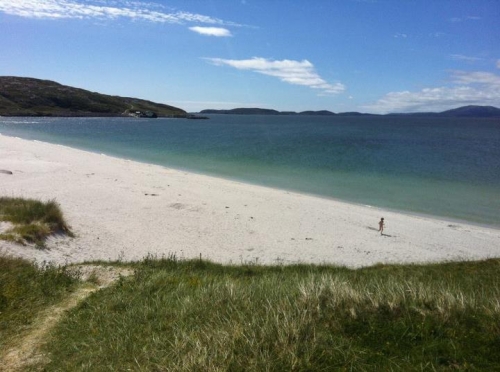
[1,115,499,226]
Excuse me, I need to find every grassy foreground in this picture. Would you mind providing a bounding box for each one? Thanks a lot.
[0,256,78,351]
[0,197,73,248]
[1,256,496,371]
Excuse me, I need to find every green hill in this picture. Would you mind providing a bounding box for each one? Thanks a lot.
[0,76,187,117]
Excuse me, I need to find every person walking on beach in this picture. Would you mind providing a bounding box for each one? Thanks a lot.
[378,218,385,235]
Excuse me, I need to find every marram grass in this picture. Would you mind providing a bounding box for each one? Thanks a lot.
[0,197,73,248]
[38,257,500,371]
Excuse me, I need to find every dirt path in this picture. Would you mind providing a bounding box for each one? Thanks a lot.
[0,265,134,372]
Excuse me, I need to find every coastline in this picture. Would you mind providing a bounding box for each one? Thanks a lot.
[2,116,499,227]
[1,134,499,268]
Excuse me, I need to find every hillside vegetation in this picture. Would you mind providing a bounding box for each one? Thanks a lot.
[0,76,187,117]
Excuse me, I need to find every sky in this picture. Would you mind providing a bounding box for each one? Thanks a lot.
[1,0,499,114]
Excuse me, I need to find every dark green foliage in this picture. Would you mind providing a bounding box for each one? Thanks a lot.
[0,76,187,117]
[41,258,500,371]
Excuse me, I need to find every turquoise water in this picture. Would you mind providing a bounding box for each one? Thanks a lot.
[1,115,499,226]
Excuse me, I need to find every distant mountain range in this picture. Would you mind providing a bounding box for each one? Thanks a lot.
[200,106,500,117]
[1,76,499,118]
[0,76,186,117]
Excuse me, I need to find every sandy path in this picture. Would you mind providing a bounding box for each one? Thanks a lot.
[0,135,499,267]
[0,265,133,372]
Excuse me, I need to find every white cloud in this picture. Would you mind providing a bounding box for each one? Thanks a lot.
[189,27,232,37]
[451,70,500,86]
[0,0,236,26]
[205,57,345,95]
[450,16,481,23]
[497,60,500,69]
[450,54,483,63]
[364,70,500,113]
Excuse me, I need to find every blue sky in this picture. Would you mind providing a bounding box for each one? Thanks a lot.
[1,0,499,113]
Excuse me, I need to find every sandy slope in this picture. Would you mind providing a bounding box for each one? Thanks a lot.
[1,135,499,267]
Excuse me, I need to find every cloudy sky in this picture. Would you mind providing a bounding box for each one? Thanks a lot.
[1,0,499,113]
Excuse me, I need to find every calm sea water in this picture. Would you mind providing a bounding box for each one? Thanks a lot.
[1,115,499,226]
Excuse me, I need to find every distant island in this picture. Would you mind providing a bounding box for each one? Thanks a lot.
[200,106,500,118]
[0,76,187,118]
[1,76,499,118]
[199,108,369,116]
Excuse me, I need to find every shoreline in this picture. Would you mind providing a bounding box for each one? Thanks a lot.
[7,133,500,231]
[2,117,499,228]
[1,135,499,267]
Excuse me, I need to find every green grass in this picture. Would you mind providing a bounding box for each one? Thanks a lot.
[34,257,500,371]
[0,256,78,350]
[0,197,74,248]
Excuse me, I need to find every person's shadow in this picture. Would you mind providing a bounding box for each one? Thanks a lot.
[366,226,394,237]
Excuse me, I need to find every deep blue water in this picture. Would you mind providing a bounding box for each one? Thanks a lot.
[1,115,499,226]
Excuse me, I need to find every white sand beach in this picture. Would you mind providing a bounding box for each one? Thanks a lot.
[1,135,499,268]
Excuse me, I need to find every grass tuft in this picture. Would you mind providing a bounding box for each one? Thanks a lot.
[0,197,74,248]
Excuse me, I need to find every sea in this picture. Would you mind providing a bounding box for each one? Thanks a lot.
[1,115,499,227]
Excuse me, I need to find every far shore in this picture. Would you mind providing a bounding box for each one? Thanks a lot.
[1,134,499,267]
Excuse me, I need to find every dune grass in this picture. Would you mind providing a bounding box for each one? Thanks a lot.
[31,256,500,371]
[0,256,78,351]
[0,197,73,248]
